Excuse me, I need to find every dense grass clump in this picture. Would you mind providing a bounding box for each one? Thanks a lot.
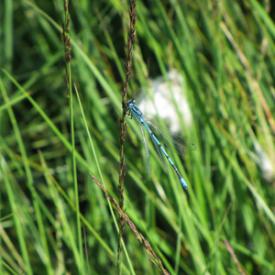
[0,1,274,274]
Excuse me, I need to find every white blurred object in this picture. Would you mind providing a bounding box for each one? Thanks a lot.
[138,70,192,134]
[254,142,275,182]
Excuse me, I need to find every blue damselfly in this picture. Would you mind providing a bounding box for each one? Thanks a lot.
[127,99,188,191]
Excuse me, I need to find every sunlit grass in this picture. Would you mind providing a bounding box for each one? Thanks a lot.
[0,0,274,274]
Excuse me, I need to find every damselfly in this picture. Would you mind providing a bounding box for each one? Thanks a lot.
[127,99,188,191]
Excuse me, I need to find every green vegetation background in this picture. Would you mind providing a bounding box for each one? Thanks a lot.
[0,0,274,274]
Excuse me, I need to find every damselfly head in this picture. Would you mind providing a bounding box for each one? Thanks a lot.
[127,99,135,117]
[127,99,135,108]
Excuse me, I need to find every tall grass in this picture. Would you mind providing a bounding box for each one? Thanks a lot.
[0,0,274,274]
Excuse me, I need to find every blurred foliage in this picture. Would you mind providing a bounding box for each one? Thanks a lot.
[0,0,274,274]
